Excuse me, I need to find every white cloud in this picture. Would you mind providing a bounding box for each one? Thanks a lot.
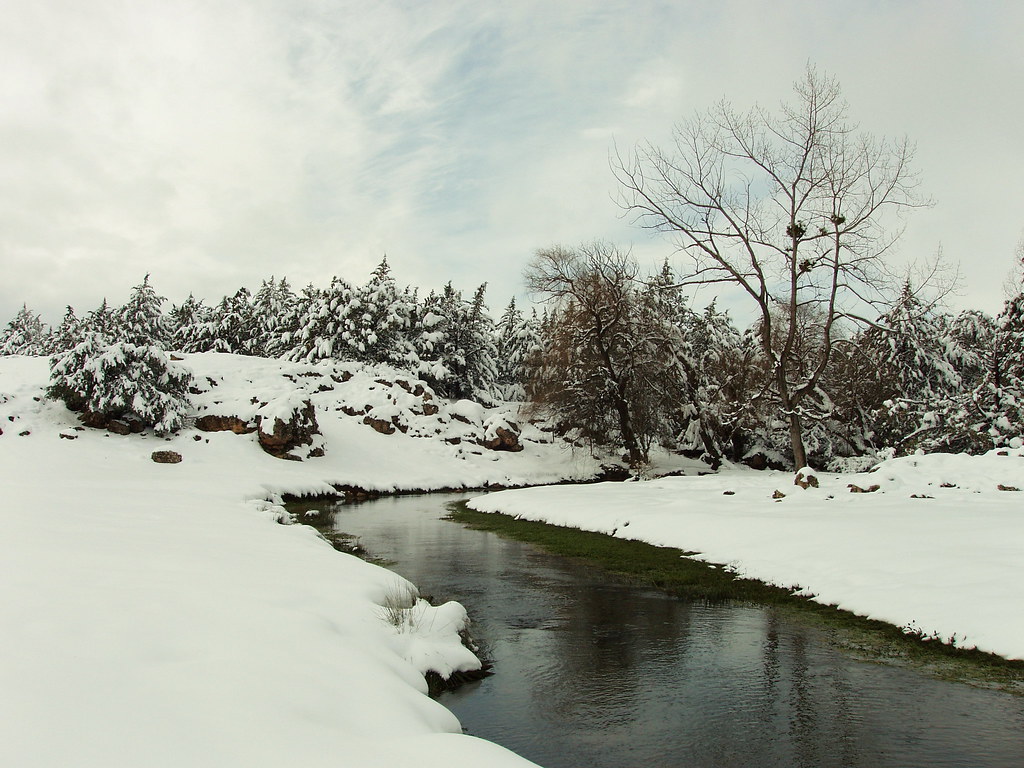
[1,0,1021,325]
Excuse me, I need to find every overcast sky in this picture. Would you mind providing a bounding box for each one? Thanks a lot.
[2,0,1021,325]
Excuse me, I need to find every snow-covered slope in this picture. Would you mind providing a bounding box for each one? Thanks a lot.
[469,454,1024,660]
[3,353,602,768]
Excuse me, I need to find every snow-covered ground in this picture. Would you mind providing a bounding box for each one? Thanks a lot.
[2,353,613,768]
[468,453,1024,660]
[4,351,1023,768]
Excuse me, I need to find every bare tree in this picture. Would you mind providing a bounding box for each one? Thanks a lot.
[525,242,690,468]
[615,66,928,468]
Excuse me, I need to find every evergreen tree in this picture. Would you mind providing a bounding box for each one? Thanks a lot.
[855,284,964,451]
[279,283,323,361]
[47,333,193,434]
[210,288,257,354]
[460,283,498,402]
[1,304,48,355]
[170,296,218,352]
[285,279,348,364]
[335,258,413,365]
[85,298,119,339]
[44,306,85,355]
[251,276,297,358]
[117,274,169,347]
[495,298,541,401]
[945,309,996,391]
[413,282,496,401]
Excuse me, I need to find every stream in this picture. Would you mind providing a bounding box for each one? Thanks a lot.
[296,492,1024,768]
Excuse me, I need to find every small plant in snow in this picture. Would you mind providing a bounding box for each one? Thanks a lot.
[47,333,194,434]
[380,581,420,632]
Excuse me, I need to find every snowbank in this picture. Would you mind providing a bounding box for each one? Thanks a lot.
[468,453,1024,660]
[0,354,555,768]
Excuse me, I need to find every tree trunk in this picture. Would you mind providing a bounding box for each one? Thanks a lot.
[789,411,808,470]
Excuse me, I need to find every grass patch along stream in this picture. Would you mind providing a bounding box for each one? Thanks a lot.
[447,500,1024,693]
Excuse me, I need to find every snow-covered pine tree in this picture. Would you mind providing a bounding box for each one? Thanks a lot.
[209,288,257,354]
[117,274,169,347]
[413,283,459,395]
[251,276,297,358]
[44,306,85,355]
[921,294,1024,454]
[47,333,194,434]
[278,283,323,361]
[335,258,413,365]
[494,297,541,401]
[855,283,964,452]
[945,309,996,391]
[459,283,498,403]
[85,298,120,339]
[168,295,210,352]
[413,282,497,402]
[285,279,347,364]
[172,296,222,353]
[0,304,48,355]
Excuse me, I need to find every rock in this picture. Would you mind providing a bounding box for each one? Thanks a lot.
[482,426,523,452]
[997,484,1021,492]
[151,450,182,464]
[362,415,395,435]
[772,490,786,499]
[794,468,819,489]
[422,403,439,416]
[256,397,322,460]
[59,432,78,440]
[79,410,109,429]
[170,354,184,361]
[848,483,881,493]
[194,414,255,434]
[125,415,146,434]
[19,430,30,436]
[107,419,132,435]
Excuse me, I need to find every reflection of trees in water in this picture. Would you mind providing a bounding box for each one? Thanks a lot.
[314,495,1024,768]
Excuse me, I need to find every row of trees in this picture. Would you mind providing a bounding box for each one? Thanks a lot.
[2,262,542,406]
[526,242,1024,470]
[5,249,1021,468]
[4,66,1020,468]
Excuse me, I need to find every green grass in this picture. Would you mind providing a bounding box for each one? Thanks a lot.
[447,500,1024,693]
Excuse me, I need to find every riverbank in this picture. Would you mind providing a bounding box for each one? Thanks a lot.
[1,354,587,768]
[465,455,1024,663]
[448,503,1024,691]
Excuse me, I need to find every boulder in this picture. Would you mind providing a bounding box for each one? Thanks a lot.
[483,426,523,452]
[794,468,819,489]
[195,414,255,434]
[481,416,524,452]
[79,410,109,429]
[151,450,182,464]
[363,415,396,435]
[107,419,132,435]
[848,483,881,493]
[256,397,322,460]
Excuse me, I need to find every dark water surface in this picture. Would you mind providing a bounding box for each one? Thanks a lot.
[300,493,1024,768]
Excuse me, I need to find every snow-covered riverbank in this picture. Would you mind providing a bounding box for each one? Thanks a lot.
[2,354,608,768]
[5,350,1021,767]
[468,453,1024,661]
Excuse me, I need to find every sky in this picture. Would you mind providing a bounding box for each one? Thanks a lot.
[1,0,1022,326]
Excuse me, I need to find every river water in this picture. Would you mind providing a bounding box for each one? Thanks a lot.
[297,492,1024,768]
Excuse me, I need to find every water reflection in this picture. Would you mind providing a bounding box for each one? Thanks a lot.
[307,493,1024,768]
